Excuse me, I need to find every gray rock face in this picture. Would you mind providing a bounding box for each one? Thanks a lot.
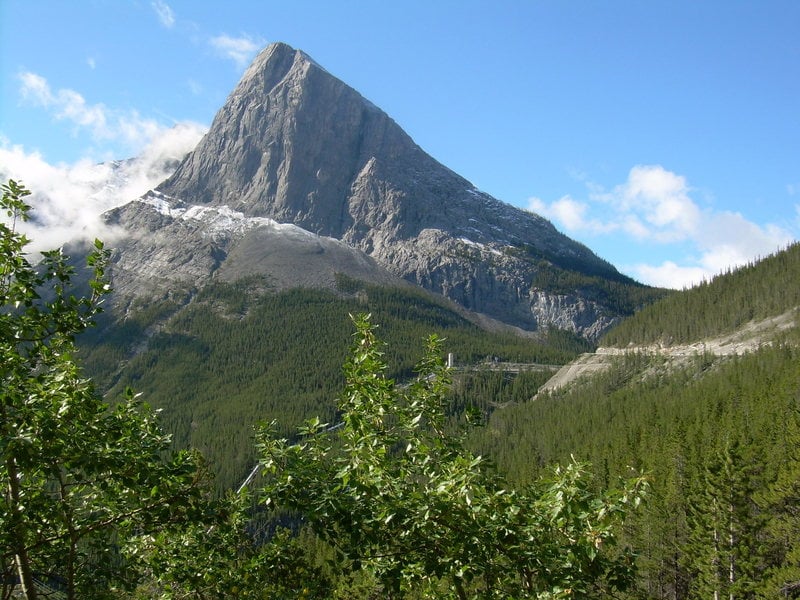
[112,42,639,338]
[104,190,404,304]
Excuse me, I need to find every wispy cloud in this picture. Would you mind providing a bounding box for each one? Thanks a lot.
[18,72,164,151]
[209,34,263,69]
[0,123,205,252]
[20,72,108,134]
[186,79,203,95]
[151,0,175,28]
[528,165,796,288]
[4,72,207,252]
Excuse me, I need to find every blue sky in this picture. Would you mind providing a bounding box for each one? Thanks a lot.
[1,0,798,288]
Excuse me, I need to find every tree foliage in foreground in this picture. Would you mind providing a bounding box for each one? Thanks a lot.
[0,180,209,599]
[258,314,648,599]
[1,179,648,598]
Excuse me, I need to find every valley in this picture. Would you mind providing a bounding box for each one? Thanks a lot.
[3,36,798,599]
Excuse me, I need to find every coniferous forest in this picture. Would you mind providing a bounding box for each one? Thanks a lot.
[79,277,591,492]
[3,177,799,598]
[474,244,800,598]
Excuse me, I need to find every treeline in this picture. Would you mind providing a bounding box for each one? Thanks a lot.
[529,259,672,315]
[81,278,589,490]
[602,242,800,347]
[473,329,800,598]
[500,241,671,316]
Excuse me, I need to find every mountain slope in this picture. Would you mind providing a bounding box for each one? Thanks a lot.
[534,243,800,393]
[103,189,405,302]
[80,279,590,490]
[471,242,800,598]
[106,41,664,339]
[601,241,800,346]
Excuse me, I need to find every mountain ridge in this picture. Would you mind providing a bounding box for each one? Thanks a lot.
[104,41,663,339]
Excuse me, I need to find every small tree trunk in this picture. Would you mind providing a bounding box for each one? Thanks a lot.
[453,577,468,600]
[6,458,38,600]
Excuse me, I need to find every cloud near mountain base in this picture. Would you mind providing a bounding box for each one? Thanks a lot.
[0,123,206,252]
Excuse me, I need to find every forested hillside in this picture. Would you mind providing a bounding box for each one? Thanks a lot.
[80,278,590,490]
[602,242,800,346]
[474,244,800,598]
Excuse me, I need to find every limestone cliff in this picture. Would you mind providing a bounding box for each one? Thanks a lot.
[109,42,652,338]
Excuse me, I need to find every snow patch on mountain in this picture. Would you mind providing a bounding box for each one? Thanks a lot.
[137,191,320,239]
[458,237,503,256]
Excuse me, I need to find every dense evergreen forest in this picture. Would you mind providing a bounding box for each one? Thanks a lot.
[472,243,800,598]
[476,332,800,598]
[79,277,590,490]
[602,242,800,346]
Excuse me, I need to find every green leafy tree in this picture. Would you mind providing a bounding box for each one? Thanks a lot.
[258,314,647,599]
[0,180,207,599]
[126,490,334,599]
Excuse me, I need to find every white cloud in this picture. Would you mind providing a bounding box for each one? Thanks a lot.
[20,72,108,134]
[18,72,164,152]
[87,57,96,70]
[629,261,710,290]
[528,164,796,288]
[531,165,700,242]
[0,123,206,253]
[210,34,263,69]
[152,0,175,28]
[528,195,613,233]
[589,165,701,242]
[621,166,700,237]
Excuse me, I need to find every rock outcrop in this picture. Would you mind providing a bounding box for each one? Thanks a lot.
[109,42,648,338]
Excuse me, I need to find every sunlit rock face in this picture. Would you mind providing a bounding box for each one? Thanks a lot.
[108,42,636,338]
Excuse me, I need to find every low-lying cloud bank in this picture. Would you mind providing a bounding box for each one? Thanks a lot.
[0,122,206,252]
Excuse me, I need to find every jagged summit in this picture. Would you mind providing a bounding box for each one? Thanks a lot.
[242,42,328,83]
[158,41,428,237]
[109,43,656,338]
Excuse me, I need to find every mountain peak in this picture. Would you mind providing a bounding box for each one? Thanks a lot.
[237,42,325,97]
[157,42,413,230]
[130,44,657,337]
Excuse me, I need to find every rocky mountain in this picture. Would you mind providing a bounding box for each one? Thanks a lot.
[105,42,661,339]
[103,189,405,301]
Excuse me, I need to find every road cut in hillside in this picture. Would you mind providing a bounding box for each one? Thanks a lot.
[537,308,797,396]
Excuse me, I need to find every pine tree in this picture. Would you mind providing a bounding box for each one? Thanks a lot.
[757,407,800,598]
[686,439,766,600]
